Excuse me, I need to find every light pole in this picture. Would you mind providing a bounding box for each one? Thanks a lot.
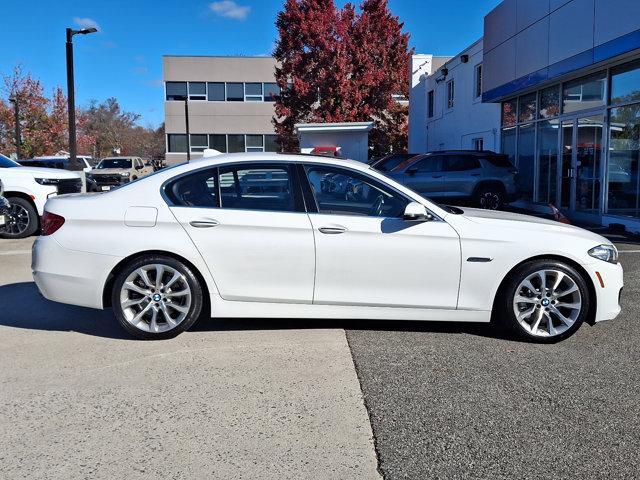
[66,27,97,163]
[8,96,21,159]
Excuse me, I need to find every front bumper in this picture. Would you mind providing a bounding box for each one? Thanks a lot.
[32,236,122,310]
[585,260,624,323]
[90,174,130,191]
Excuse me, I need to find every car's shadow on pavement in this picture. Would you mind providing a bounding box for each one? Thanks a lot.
[0,282,509,341]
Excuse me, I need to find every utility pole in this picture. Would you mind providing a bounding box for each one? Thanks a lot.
[65,26,97,163]
[185,98,191,162]
[8,96,21,159]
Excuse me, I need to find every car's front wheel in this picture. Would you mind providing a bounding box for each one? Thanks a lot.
[111,255,204,340]
[499,260,590,343]
[0,197,39,239]
[475,185,504,210]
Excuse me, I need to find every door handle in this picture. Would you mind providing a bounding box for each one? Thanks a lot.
[189,219,220,228]
[470,173,481,177]
[432,175,443,179]
[318,226,347,234]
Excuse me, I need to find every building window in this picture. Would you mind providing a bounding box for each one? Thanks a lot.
[562,71,606,114]
[446,80,455,109]
[607,104,640,218]
[190,134,208,152]
[427,90,434,118]
[473,138,484,151]
[245,83,263,102]
[611,59,640,106]
[246,134,265,152]
[227,134,246,153]
[167,134,188,152]
[538,86,560,119]
[518,92,537,123]
[264,83,281,102]
[166,82,187,101]
[188,82,206,101]
[209,134,227,153]
[474,64,482,99]
[517,123,535,202]
[226,83,244,102]
[501,98,518,126]
[265,134,279,152]
[207,82,225,101]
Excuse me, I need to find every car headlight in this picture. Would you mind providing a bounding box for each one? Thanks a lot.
[34,178,59,185]
[120,172,130,177]
[588,244,618,264]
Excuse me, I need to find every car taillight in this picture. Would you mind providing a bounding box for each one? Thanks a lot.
[42,212,65,236]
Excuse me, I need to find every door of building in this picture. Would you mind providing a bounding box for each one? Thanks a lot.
[559,115,604,213]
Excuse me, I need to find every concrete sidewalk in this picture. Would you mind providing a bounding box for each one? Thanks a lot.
[0,238,381,479]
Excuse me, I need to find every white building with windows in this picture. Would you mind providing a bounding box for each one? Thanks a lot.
[409,0,640,232]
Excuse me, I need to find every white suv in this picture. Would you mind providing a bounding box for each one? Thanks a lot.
[0,154,83,238]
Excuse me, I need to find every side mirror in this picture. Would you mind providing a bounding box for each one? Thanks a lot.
[403,202,432,221]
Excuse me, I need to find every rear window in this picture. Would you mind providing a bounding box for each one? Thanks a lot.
[483,155,514,169]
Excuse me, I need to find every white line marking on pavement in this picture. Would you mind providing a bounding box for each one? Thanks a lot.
[618,250,640,253]
[0,250,32,256]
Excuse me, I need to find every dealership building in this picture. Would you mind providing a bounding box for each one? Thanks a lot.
[410,0,640,231]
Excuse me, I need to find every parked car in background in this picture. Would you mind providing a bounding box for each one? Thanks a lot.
[89,156,152,191]
[33,152,622,343]
[0,154,82,238]
[386,150,519,210]
[368,153,420,172]
[20,156,98,192]
[0,179,10,230]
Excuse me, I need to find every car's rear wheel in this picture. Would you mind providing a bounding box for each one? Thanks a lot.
[111,255,204,340]
[499,260,590,343]
[0,197,38,239]
[475,185,504,210]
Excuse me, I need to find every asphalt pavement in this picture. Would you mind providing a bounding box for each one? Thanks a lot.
[346,237,640,480]
[0,238,380,480]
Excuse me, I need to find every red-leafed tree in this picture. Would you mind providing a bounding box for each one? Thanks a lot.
[273,0,412,156]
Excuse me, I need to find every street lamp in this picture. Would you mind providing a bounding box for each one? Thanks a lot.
[7,96,21,159]
[66,27,97,164]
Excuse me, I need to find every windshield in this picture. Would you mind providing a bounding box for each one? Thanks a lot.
[0,154,20,168]
[98,159,132,169]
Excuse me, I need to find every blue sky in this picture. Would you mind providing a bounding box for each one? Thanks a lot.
[0,0,501,127]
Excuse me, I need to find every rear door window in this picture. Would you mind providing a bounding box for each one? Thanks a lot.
[443,155,481,171]
[218,163,301,212]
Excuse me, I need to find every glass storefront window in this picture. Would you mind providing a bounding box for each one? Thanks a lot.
[539,86,560,119]
[501,127,517,165]
[502,99,517,127]
[562,72,606,114]
[536,120,560,204]
[611,60,640,106]
[517,123,535,202]
[607,104,640,218]
[519,93,537,123]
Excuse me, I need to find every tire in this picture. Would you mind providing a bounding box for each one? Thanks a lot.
[111,255,204,340]
[0,197,39,239]
[497,259,590,343]
[475,185,504,210]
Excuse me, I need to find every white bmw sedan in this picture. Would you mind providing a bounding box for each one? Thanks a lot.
[32,153,623,342]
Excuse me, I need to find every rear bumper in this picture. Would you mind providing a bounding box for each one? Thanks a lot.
[32,236,122,309]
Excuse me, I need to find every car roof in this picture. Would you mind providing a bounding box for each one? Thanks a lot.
[101,156,138,160]
[422,150,500,156]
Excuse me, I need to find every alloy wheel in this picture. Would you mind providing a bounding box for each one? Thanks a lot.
[4,203,31,236]
[512,269,582,338]
[119,264,192,333]
[480,191,501,210]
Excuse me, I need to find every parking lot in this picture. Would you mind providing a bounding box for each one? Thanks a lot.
[1,235,639,479]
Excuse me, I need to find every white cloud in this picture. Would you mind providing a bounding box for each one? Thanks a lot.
[73,17,101,31]
[209,1,250,20]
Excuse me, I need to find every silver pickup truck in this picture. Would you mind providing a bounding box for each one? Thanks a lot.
[89,156,153,191]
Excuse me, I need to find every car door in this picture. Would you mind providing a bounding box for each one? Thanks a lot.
[168,162,315,303]
[302,164,461,309]
[400,155,445,198]
[440,155,482,198]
